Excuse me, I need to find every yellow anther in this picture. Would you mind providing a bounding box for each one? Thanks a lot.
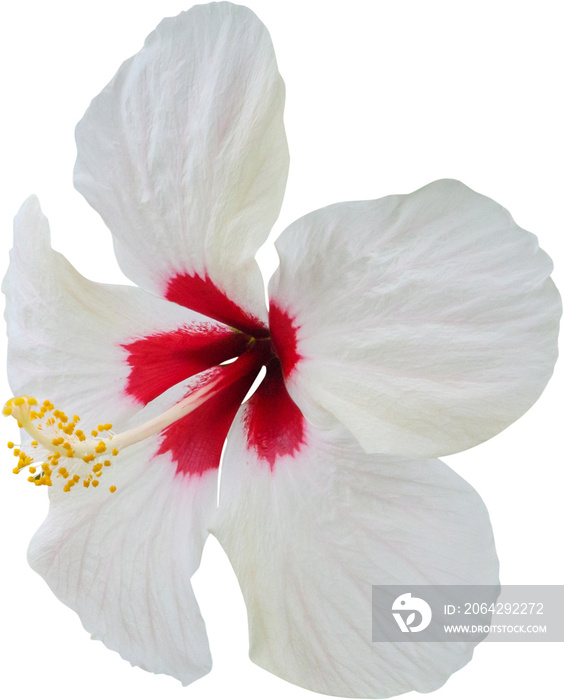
[109,485,117,494]
[82,454,96,464]
[31,441,38,446]
[92,480,99,488]
[73,415,80,423]
[2,406,12,416]
[13,467,21,474]
[7,441,14,449]
[103,460,111,467]
[112,448,119,456]
[95,441,107,454]
[103,423,112,431]
[27,476,35,482]
[83,480,90,488]
[63,483,71,493]
[28,397,38,405]
[14,397,26,406]
[13,448,20,456]
[29,466,36,474]
[52,437,64,446]
[91,430,98,437]
[73,475,80,483]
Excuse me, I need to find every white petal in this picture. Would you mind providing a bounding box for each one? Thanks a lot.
[28,387,216,685]
[269,179,561,456]
[74,3,289,328]
[3,196,238,425]
[215,388,499,698]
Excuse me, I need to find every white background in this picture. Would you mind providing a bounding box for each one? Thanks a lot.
[1,1,562,699]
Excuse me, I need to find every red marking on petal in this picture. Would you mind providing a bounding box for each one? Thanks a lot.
[244,359,307,470]
[122,325,249,406]
[166,272,268,337]
[268,302,303,377]
[157,346,267,477]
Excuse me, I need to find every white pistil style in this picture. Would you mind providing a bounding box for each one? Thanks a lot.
[110,373,223,453]
[3,350,259,495]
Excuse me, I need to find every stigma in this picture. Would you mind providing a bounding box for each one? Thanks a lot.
[4,396,118,493]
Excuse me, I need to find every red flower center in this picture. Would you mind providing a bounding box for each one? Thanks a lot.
[122,273,307,475]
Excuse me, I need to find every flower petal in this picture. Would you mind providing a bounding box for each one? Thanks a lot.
[28,388,216,685]
[269,179,561,457]
[3,196,244,424]
[74,3,289,331]
[214,369,499,697]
